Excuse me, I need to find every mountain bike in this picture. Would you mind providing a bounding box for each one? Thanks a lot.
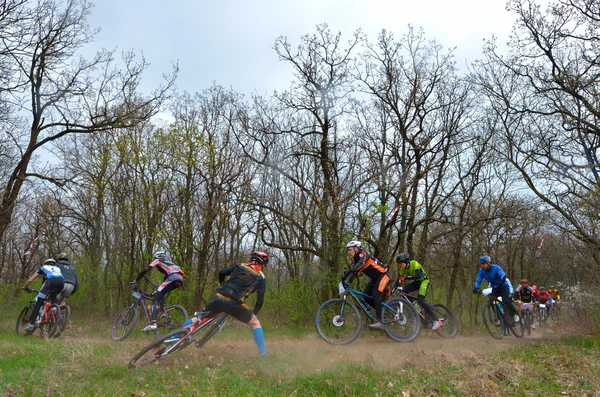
[536,302,548,329]
[16,288,61,338]
[315,276,420,344]
[110,282,188,341]
[479,288,524,339]
[129,311,228,368]
[515,300,534,336]
[390,281,458,338]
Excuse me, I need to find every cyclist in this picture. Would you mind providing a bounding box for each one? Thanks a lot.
[178,251,268,356]
[343,240,390,330]
[22,258,65,334]
[55,252,78,305]
[537,286,552,316]
[395,253,443,331]
[472,255,520,323]
[514,279,536,330]
[133,251,184,332]
[548,285,561,311]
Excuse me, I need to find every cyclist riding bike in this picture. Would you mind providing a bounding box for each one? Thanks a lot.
[133,251,184,332]
[537,286,552,316]
[395,253,443,331]
[514,279,536,330]
[548,286,561,309]
[22,258,65,334]
[472,255,520,323]
[177,251,268,356]
[343,240,390,330]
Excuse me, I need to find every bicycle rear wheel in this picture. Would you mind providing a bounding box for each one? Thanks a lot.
[129,328,192,368]
[50,305,71,338]
[382,297,420,342]
[157,305,188,335]
[507,312,524,338]
[110,304,139,341]
[431,303,458,338]
[39,304,61,338]
[315,298,362,345]
[16,304,33,335]
[482,301,505,340]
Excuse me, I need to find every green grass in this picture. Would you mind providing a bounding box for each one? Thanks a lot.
[0,318,599,397]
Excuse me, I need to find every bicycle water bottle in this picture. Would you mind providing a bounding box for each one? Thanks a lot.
[496,302,504,314]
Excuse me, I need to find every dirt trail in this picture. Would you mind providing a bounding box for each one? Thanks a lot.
[97,327,559,375]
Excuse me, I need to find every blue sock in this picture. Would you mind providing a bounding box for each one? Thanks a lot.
[252,327,266,356]
[181,319,193,329]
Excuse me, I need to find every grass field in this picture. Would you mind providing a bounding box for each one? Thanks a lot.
[1,315,599,397]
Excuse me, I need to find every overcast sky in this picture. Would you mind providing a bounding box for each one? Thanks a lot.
[86,0,530,97]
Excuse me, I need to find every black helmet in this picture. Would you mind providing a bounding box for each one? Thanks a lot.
[396,253,410,263]
[58,252,68,260]
[250,251,268,266]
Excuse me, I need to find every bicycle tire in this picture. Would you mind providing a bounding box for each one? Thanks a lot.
[110,304,139,341]
[524,310,531,336]
[157,305,188,335]
[507,312,524,338]
[382,297,421,342]
[195,314,227,348]
[539,308,547,328]
[129,328,191,368]
[482,301,505,340]
[315,298,362,345]
[431,303,458,338]
[50,305,71,338]
[39,304,61,338]
[16,304,33,335]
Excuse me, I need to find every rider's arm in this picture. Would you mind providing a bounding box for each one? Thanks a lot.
[474,269,484,289]
[218,265,236,284]
[23,272,40,288]
[134,265,152,283]
[253,280,266,315]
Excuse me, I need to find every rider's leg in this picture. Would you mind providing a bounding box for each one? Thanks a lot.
[248,314,266,357]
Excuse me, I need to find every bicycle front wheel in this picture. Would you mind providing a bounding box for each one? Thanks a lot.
[382,297,421,342]
[39,304,61,338]
[110,304,139,341]
[16,304,33,335]
[157,305,188,335]
[315,299,362,345]
[524,310,532,336]
[431,303,458,338]
[482,301,505,340]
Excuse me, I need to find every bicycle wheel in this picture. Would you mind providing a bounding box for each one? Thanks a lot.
[195,314,228,348]
[129,328,193,368]
[538,308,547,328]
[50,305,71,338]
[431,303,458,338]
[16,304,33,335]
[39,304,61,338]
[382,297,421,342]
[110,304,139,341]
[157,305,188,335]
[507,311,524,338]
[315,298,362,345]
[524,310,532,335]
[482,301,505,340]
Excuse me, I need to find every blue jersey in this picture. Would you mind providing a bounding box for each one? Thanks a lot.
[474,263,508,289]
[37,264,64,280]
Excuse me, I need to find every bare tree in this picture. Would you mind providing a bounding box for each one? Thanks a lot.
[0,0,176,243]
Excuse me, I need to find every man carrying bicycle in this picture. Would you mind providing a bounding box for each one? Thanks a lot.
[514,279,536,330]
[134,251,184,332]
[22,258,65,334]
[178,251,268,356]
[395,253,444,331]
[472,255,520,323]
[343,240,390,330]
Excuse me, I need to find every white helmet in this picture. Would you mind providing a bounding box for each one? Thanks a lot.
[346,241,362,249]
[153,251,166,260]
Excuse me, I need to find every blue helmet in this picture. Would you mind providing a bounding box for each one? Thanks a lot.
[479,255,491,263]
[396,253,410,263]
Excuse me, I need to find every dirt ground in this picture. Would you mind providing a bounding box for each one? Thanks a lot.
[113,326,556,376]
